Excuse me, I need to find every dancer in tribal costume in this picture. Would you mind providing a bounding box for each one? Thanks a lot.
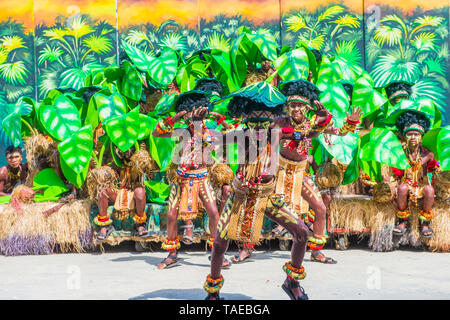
[204,83,312,300]
[152,90,227,269]
[271,80,362,264]
[175,79,235,247]
[391,110,438,239]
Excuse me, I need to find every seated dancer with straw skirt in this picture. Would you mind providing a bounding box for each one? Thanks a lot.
[93,146,149,242]
[270,80,362,264]
[0,146,28,197]
[205,85,310,300]
[152,90,226,269]
[391,110,438,239]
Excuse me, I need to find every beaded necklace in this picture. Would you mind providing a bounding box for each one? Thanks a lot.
[283,118,312,156]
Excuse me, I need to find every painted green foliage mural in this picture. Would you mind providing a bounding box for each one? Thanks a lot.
[365,5,449,118]
[35,15,117,99]
[282,4,363,63]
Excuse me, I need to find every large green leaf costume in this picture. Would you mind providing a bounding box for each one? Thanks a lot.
[39,94,82,142]
[359,127,410,172]
[352,76,388,119]
[119,61,143,101]
[274,48,309,81]
[224,81,286,109]
[148,117,175,172]
[33,168,70,202]
[103,107,140,152]
[57,125,93,175]
[319,82,349,127]
[437,126,450,171]
[121,40,178,89]
[319,132,359,165]
[384,99,437,126]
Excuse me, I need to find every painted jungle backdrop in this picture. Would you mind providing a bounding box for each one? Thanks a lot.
[0,0,449,157]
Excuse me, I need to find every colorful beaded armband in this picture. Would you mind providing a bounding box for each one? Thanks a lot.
[396,208,410,219]
[93,214,113,227]
[307,235,327,250]
[418,209,434,222]
[133,213,147,224]
[282,262,306,281]
[203,274,224,293]
[162,238,181,251]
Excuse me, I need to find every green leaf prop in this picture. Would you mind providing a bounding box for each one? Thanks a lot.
[39,94,82,141]
[33,168,69,201]
[245,29,278,62]
[92,92,127,123]
[119,61,143,101]
[151,92,177,117]
[274,48,309,81]
[57,125,93,174]
[121,40,178,88]
[319,132,359,165]
[138,113,152,140]
[225,82,286,108]
[342,146,359,185]
[384,99,436,126]
[60,155,90,189]
[210,49,243,92]
[319,82,349,127]
[148,117,175,171]
[422,128,440,161]
[352,77,388,119]
[144,180,170,203]
[360,128,410,170]
[103,107,140,152]
[296,42,318,82]
[2,111,22,147]
[437,126,450,171]
[316,56,344,91]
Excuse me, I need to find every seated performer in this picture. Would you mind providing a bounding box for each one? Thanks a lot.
[0,146,28,196]
[205,86,311,300]
[391,110,438,238]
[93,146,148,242]
[152,91,225,269]
[271,79,362,264]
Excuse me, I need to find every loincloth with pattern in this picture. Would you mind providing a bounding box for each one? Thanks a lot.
[168,167,216,221]
[274,156,309,216]
[227,177,275,244]
[113,188,135,221]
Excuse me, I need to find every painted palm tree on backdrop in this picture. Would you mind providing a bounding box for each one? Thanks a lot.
[0,20,34,104]
[123,20,193,55]
[37,15,116,98]
[284,5,362,56]
[368,13,448,115]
